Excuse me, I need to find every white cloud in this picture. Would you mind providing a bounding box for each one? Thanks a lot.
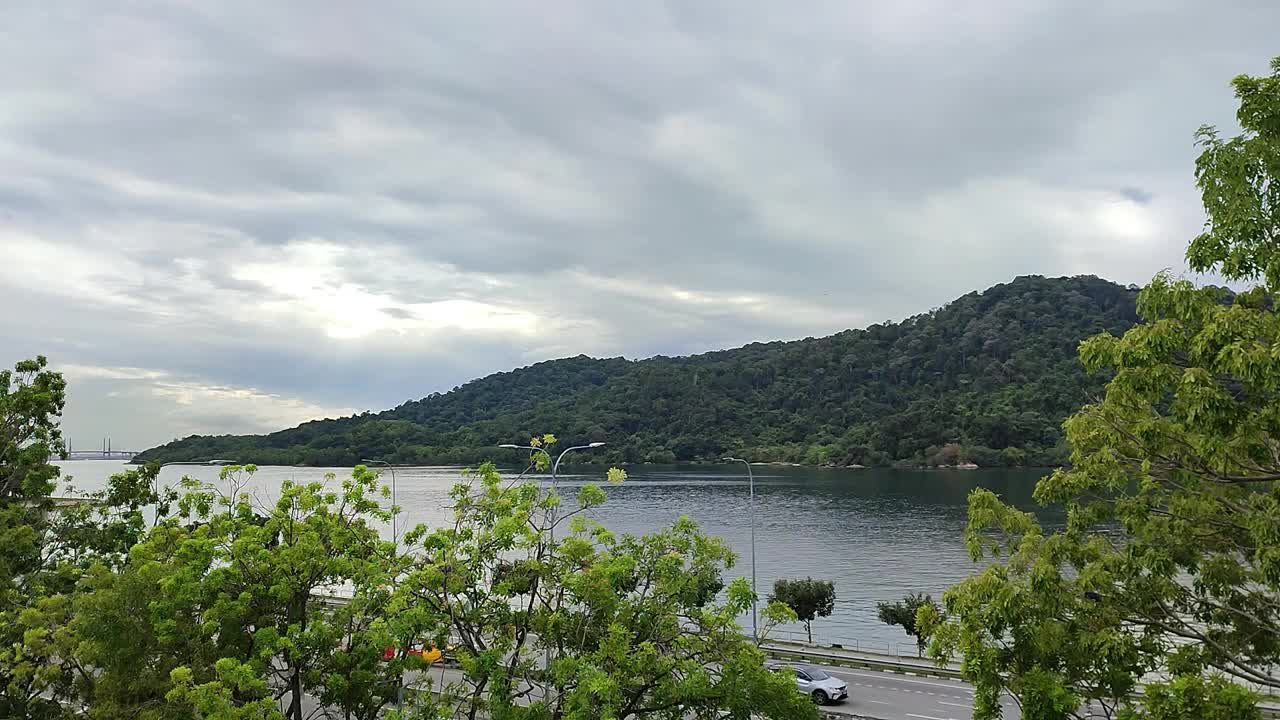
[60,364,168,382]
[1,0,1275,447]
[1,227,148,308]
[230,239,541,339]
[56,362,358,450]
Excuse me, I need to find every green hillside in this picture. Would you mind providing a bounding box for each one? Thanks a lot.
[136,275,1140,468]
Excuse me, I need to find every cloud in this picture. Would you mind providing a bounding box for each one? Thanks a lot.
[1,0,1277,447]
[58,363,359,451]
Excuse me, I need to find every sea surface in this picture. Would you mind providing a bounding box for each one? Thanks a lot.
[54,460,1057,652]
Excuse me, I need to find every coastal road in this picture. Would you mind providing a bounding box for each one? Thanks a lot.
[298,660,1018,719]
[394,661,1018,720]
[812,663,1159,720]
[805,662,1019,720]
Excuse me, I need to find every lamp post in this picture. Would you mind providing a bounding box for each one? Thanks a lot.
[155,458,237,467]
[497,441,605,543]
[152,459,239,512]
[498,441,605,679]
[360,456,399,702]
[361,459,398,550]
[497,442,606,493]
[723,456,758,644]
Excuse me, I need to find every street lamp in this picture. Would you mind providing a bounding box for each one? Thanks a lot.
[361,459,398,549]
[499,441,606,679]
[497,442,606,490]
[361,458,403,710]
[498,441,606,538]
[723,456,758,644]
[152,459,240,508]
[155,459,238,466]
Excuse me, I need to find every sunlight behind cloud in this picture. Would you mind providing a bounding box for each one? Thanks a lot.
[232,240,539,339]
[1093,196,1159,242]
[3,1,1274,447]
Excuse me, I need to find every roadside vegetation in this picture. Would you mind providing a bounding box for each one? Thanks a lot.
[769,579,836,645]
[877,593,940,657]
[0,374,816,720]
[922,57,1280,720]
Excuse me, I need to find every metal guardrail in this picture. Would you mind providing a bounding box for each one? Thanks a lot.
[762,643,1280,719]
[766,629,924,658]
[760,643,965,679]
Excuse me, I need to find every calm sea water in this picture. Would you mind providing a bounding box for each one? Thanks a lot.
[54,460,1055,652]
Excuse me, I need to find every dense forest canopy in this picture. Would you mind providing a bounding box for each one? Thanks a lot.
[136,275,1141,467]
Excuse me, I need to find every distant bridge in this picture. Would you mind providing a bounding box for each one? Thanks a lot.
[62,450,139,461]
[59,437,139,461]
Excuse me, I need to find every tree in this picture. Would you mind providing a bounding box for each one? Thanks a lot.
[14,421,813,720]
[769,578,835,644]
[1,359,167,718]
[929,443,963,467]
[876,593,939,656]
[71,464,403,720]
[920,57,1280,720]
[390,459,816,720]
[0,355,65,502]
[1,356,68,719]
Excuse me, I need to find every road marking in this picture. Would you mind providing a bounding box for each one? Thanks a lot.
[938,701,974,709]
[905,714,950,720]
[865,699,891,704]
[833,670,973,693]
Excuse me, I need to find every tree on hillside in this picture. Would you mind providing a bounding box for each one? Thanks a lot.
[135,275,1143,470]
[876,593,940,656]
[769,578,836,644]
[920,57,1280,720]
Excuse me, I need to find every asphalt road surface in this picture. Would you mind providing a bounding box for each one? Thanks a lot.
[300,660,1022,719]
[396,661,1018,720]
[807,662,1019,719]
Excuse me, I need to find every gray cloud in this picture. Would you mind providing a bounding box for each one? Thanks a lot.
[1,1,1276,448]
[1117,187,1155,205]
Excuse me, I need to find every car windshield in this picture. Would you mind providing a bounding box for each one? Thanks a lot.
[799,666,829,680]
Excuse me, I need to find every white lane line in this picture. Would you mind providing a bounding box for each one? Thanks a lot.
[905,714,950,720]
[833,670,974,693]
[937,701,974,709]
[866,699,891,705]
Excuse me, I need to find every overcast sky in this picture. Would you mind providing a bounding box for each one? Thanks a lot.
[2,2,1276,450]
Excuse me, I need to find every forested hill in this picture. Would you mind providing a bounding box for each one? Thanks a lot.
[136,275,1140,468]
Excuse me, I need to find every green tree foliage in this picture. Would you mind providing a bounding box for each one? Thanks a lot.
[0,355,66,500]
[3,392,813,719]
[1,358,167,718]
[1,356,69,718]
[135,276,1140,469]
[876,593,939,656]
[390,460,814,720]
[769,578,835,644]
[72,463,401,720]
[921,57,1280,720]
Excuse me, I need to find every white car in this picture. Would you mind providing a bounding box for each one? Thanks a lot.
[768,662,849,704]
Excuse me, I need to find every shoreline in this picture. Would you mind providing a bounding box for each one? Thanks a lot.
[95,458,1061,472]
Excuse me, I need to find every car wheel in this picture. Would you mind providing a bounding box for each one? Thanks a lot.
[811,690,828,705]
